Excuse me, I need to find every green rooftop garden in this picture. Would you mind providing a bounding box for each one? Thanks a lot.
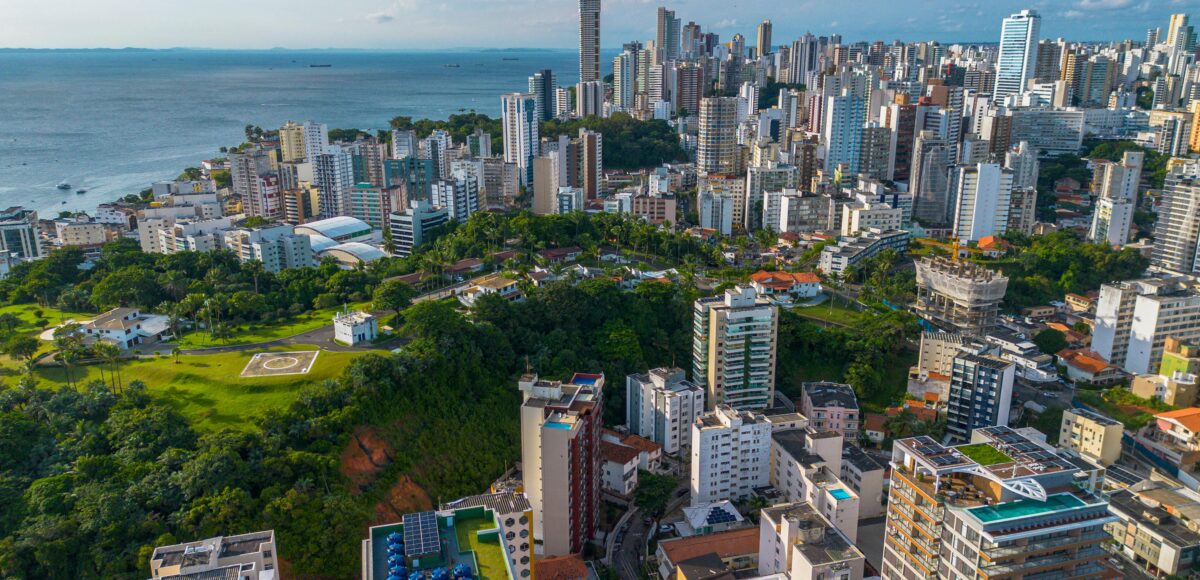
[454,513,509,580]
[957,443,1014,466]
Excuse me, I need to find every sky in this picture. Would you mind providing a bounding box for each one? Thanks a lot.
[0,0,1195,50]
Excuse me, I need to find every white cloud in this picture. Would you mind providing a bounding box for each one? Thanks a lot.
[1076,0,1135,9]
[1063,10,1085,18]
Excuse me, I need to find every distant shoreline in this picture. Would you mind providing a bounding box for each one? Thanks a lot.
[0,47,578,53]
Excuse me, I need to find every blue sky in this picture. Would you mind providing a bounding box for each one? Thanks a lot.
[0,0,1193,49]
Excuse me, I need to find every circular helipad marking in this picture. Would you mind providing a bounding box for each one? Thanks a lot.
[262,356,300,370]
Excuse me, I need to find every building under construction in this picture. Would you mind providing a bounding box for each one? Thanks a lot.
[914,257,1009,336]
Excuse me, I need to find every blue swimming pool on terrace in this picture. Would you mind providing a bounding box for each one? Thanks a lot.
[829,488,852,500]
[968,493,1086,522]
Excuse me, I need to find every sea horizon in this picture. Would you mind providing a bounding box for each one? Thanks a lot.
[0,48,607,214]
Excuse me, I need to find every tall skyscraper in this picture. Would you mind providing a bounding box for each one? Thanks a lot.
[315,146,354,217]
[697,97,740,175]
[951,162,1014,242]
[993,9,1040,103]
[756,20,773,58]
[577,128,603,200]
[501,93,539,187]
[302,121,330,165]
[822,91,866,176]
[656,7,681,62]
[692,286,779,411]
[528,69,556,122]
[1152,162,1200,275]
[612,48,638,110]
[579,0,601,83]
[230,148,280,220]
[519,373,604,557]
[788,33,818,86]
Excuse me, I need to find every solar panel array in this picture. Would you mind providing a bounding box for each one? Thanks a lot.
[403,512,440,558]
[707,507,738,525]
[906,436,971,468]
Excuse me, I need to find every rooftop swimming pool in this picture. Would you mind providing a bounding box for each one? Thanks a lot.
[968,493,1086,522]
[829,488,852,500]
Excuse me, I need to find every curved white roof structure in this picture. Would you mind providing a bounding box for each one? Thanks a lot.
[294,216,373,242]
[319,242,388,267]
[306,234,338,253]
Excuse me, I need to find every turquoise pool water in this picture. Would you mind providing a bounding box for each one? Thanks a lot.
[829,488,852,500]
[968,493,1086,522]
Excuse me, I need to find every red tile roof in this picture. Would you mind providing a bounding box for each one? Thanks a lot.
[659,527,759,566]
[601,441,641,465]
[864,413,887,433]
[1057,349,1113,375]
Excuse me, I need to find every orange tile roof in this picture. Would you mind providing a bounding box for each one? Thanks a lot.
[1057,349,1113,375]
[601,441,641,465]
[750,271,821,290]
[618,432,662,455]
[864,413,887,433]
[660,527,759,566]
[977,236,1008,251]
[1156,408,1200,433]
[927,371,950,382]
[924,392,940,402]
[535,554,588,580]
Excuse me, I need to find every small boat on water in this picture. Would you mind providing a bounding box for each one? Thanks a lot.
[502,57,520,61]
[56,182,70,190]
[76,189,87,194]
[309,64,332,68]
[444,64,460,68]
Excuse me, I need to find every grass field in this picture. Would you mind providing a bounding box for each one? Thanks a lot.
[22,345,384,432]
[0,303,97,332]
[793,299,862,327]
[175,302,369,349]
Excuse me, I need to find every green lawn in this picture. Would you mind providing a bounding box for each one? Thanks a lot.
[794,299,862,327]
[0,303,97,333]
[24,345,383,432]
[957,443,1014,466]
[175,302,369,349]
[455,515,509,580]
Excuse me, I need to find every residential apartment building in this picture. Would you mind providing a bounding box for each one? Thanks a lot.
[1107,480,1200,577]
[0,207,42,260]
[519,372,604,557]
[841,446,886,519]
[798,382,860,440]
[502,93,539,187]
[951,163,1014,243]
[222,224,314,273]
[945,353,1015,443]
[769,428,860,541]
[690,405,771,506]
[1152,162,1200,275]
[149,531,277,579]
[818,229,910,276]
[1092,277,1200,375]
[840,202,902,236]
[757,503,865,580]
[1059,407,1124,466]
[626,368,706,455]
[883,427,1117,580]
[1135,408,1200,473]
[692,286,779,411]
[389,200,449,258]
[697,97,741,175]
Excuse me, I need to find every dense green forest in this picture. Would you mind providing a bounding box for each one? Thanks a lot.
[387,112,504,155]
[1036,139,1169,223]
[991,230,1149,309]
[541,113,688,170]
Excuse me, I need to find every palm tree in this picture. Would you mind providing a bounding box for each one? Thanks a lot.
[92,341,122,393]
[172,346,182,364]
[244,259,267,295]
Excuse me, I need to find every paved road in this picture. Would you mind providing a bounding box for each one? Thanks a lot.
[614,511,650,579]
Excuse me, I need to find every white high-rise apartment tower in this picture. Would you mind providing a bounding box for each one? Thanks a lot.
[501,93,539,187]
[579,0,601,83]
[951,163,1014,242]
[993,10,1040,104]
[1152,162,1200,275]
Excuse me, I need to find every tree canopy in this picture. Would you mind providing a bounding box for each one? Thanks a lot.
[541,113,687,170]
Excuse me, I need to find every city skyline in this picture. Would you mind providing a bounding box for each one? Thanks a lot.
[1,0,1190,50]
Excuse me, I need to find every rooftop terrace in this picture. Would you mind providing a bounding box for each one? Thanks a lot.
[365,508,513,580]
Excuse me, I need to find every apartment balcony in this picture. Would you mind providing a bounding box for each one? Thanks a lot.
[981,545,1106,578]
[982,531,1109,559]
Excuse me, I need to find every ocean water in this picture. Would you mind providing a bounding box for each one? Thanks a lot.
[0,49,604,213]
